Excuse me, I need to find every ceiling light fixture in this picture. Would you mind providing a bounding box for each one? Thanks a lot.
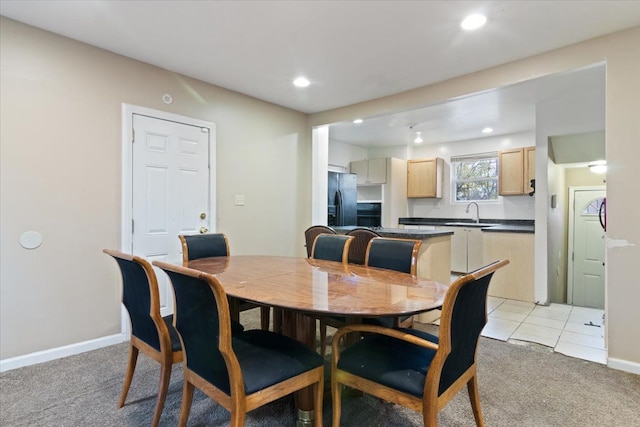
[293,77,310,88]
[588,160,607,174]
[353,119,363,124]
[482,127,493,134]
[461,14,487,30]
[414,132,423,144]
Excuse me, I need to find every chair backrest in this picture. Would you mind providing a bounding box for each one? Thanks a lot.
[304,225,336,258]
[179,233,229,265]
[346,228,381,265]
[103,249,169,352]
[365,237,422,275]
[311,234,354,263]
[431,259,509,396]
[153,260,238,395]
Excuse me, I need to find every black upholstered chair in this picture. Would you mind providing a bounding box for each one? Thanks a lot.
[331,260,509,427]
[179,233,270,331]
[103,249,183,427]
[346,227,381,265]
[364,237,423,328]
[311,234,354,263]
[304,225,336,258]
[153,261,325,427]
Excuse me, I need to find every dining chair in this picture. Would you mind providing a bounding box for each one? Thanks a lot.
[365,236,423,328]
[310,233,354,357]
[153,260,325,427]
[331,259,510,427]
[346,227,381,265]
[179,233,270,331]
[311,233,355,263]
[304,225,336,258]
[103,249,183,427]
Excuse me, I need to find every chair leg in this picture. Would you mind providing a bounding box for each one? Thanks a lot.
[314,375,324,427]
[118,345,139,408]
[230,409,246,427]
[320,321,328,358]
[467,375,485,427]
[150,359,172,427]
[331,376,342,427]
[260,306,270,331]
[178,381,194,427]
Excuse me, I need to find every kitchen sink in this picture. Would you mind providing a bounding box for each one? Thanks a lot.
[444,222,495,227]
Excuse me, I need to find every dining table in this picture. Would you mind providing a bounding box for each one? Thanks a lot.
[187,255,448,426]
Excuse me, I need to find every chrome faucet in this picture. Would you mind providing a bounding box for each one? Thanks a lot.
[466,202,480,223]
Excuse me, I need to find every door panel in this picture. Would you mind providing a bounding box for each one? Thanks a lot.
[132,114,210,315]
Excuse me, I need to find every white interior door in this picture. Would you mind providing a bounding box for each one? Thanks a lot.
[132,114,210,316]
[571,188,606,309]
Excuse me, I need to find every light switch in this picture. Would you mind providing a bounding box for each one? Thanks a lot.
[235,195,245,206]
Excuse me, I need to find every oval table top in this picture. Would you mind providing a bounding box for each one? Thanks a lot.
[187,255,448,318]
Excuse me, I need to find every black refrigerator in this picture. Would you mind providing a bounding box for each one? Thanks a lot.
[327,172,357,226]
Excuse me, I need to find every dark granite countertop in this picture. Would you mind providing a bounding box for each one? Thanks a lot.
[333,226,453,239]
[398,218,534,234]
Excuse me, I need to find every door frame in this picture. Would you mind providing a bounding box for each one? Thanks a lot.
[120,103,216,332]
[567,185,606,305]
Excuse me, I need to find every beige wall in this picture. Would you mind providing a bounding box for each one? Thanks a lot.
[310,27,640,371]
[0,18,310,359]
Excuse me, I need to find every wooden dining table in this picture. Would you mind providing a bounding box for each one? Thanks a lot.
[187,255,448,426]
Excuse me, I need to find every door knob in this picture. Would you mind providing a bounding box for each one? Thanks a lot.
[200,212,207,220]
[199,227,208,234]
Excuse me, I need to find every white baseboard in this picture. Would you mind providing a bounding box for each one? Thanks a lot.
[0,333,126,373]
[608,357,640,375]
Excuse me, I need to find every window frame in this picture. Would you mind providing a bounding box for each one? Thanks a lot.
[451,153,500,203]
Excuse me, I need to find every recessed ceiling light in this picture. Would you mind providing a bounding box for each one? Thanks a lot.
[482,127,493,134]
[414,132,423,144]
[353,119,363,124]
[461,14,487,30]
[293,77,310,88]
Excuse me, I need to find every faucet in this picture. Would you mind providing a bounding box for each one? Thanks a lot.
[465,202,480,223]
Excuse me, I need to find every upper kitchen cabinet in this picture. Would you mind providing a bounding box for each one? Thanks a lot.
[498,146,535,195]
[407,158,444,198]
[350,158,387,185]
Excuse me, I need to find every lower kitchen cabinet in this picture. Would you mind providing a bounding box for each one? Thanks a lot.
[437,226,483,274]
[483,232,534,302]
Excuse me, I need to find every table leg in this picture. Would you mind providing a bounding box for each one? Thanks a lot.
[281,310,317,427]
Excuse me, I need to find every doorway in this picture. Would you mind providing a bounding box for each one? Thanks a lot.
[121,104,216,317]
[567,187,606,309]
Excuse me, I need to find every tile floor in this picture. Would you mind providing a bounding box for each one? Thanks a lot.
[480,297,607,364]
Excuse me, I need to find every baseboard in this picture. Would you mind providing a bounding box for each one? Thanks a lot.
[0,333,125,373]
[608,357,640,375]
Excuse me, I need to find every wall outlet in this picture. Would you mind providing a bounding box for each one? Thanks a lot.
[235,195,245,206]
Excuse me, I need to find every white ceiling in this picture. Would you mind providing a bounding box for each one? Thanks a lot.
[1,1,637,148]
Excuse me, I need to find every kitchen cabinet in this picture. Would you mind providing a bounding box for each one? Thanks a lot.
[436,226,483,273]
[407,157,444,198]
[499,146,535,195]
[350,158,387,185]
[483,232,534,302]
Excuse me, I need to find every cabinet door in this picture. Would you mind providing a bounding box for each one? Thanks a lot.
[448,227,467,273]
[499,149,524,195]
[367,158,387,184]
[524,146,536,194]
[407,158,442,198]
[466,228,484,272]
[350,160,368,185]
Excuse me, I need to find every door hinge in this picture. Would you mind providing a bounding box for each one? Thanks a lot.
[132,129,135,143]
[132,219,134,234]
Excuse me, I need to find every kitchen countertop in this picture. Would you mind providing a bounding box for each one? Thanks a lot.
[398,218,534,234]
[333,226,453,239]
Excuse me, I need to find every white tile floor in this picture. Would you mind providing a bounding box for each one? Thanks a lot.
[481,297,607,364]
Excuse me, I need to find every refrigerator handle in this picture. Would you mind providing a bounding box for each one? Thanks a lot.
[336,190,343,225]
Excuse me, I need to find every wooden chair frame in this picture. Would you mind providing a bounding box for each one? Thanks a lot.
[346,227,381,265]
[153,261,324,427]
[310,234,354,264]
[304,225,336,258]
[330,259,509,427]
[179,233,270,331]
[103,249,183,427]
